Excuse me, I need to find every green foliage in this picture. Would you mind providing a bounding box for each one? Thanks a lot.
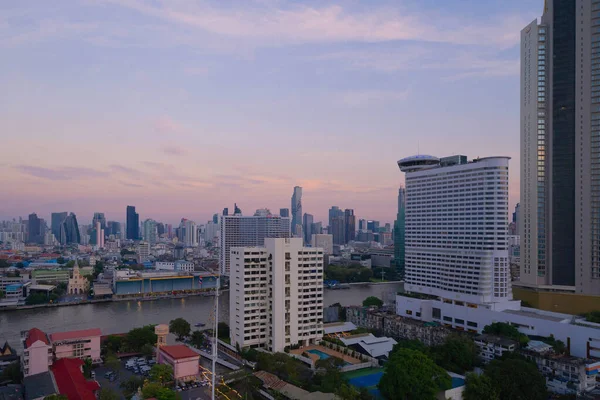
[429,335,478,374]
[104,353,120,373]
[142,383,179,400]
[463,373,499,400]
[362,296,383,308]
[378,348,451,400]
[241,347,259,362]
[103,335,124,355]
[141,343,155,358]
[149,364,174,386]
[0,259,9,268]
[169,318,191,340]
[483,322,529,346]
[486,357,547,400]
[217,322,230,339]
[256,352,313,389]
[0,362,23,384]
[120,376,145,399]
[0,290,4,299]
[391,339,428,355]
[190,331,205,349]
[125,325,158,352]
[325,264,373,283]
[44,395,68,400]
[336,384,373,400]
[82,357,93,379]
[66,260,75,268]
[56,257,66,265]
[583,310,600,323]
[26,292,50,305]
[372,267,399,281]
[93,262,104,278]
[98,388,119,400]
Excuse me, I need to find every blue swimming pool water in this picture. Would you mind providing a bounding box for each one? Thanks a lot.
[451,377,465,388]
[307,349,331,359]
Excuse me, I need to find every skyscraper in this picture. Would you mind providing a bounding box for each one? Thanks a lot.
[27,213,42,244]
[279,208,290,218]
[51,212,67,242]
[394,187,406,278]
[212,213,219,224]
[143,219,158,244]
[107,221,121,237]
[92,212,106,231]
[344,209,356,243]
[520,1,600,294]
[126,206,139,240]
[330,216,345,245]
[367,220,380,232]
[398,154,511,306]
[328,206,343,229]
[358,219,367,231]
[291,186,302,236]
[95,221,105,248]
[303,213,313,244]
[62,213,81,245]
[219,210,291,275]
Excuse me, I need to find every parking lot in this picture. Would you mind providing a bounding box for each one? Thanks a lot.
[93,356,214,400]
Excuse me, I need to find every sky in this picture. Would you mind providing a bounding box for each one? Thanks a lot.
[0,0,541,225]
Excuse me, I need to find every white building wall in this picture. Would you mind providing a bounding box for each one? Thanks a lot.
[311,234,333,255]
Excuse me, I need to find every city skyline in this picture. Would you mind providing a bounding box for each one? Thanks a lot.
[0,0,535,223]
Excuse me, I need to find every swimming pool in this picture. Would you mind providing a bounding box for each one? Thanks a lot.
[306,349,331,359]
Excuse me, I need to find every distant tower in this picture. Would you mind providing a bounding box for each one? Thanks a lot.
[155,324,169,358]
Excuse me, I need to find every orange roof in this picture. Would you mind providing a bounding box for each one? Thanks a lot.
[50,329,102,342]
[25,328,49,348]
[160,345,199,360]
[52,358,99,400]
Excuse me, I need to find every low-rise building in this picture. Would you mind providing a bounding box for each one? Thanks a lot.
[23,371,57,400]
[67,262,89,295]
[49,329,102,364]
[31,270,69,284]
[157,345,199,383]
[340,334,397,360]
[474,334,518,363]
[22,328,52,377]
[51,358,99,400]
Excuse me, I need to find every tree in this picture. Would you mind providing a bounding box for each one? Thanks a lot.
[217,322,230,339]
[169,318,191,340]
[103,335,123,355]
[126,325,157,352]
[141,343,155,358]
[486,358,547,400]
[0,362,23,384]
[98,388,119,400]
[26,292,49,305]
[142,382,179,400]
[82,357,93,379]
[463,373,499,400]
[56,257,66,265]
[0,290,4,299]
[378,348,451,400]
[104,353,120,374]
[120,376,145,399]
[93,262,104,278]
[190,331,205,349]
[66,260,75,268]
[149,364,174,386]
[584,310,600,323]
[362,296,383,308]
[430,335,478,374]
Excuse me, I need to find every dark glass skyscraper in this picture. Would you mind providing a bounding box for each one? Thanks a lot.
[126,205,139,240]
[291,186,302,236]
[62,213,80,244]
[279,208,290,218]
[51,212,67,242]
[344,209,356,243]
[28,213,42,244]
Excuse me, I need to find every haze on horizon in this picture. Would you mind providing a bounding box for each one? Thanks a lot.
[0,0,539,224]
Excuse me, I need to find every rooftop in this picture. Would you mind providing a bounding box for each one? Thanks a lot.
[50,328,102,342]
[25,328,49,348]
[23,372,57,400]
[323,321,357,335]
[52,358,99,400]
[159,345,199,360]
[503,309,568,323]
[0,385,23,400]
[474,334,518,347]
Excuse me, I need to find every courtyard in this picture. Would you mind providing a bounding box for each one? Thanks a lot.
[291,344,362,365]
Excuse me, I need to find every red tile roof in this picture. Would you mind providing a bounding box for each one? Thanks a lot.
[52,358,99,400]
[50,329,102,342]
[25,328,49,348]
[160,345,199,360]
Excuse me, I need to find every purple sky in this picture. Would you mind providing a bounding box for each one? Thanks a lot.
[0,0,539,225]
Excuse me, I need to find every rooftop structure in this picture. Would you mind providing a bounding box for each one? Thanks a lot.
[51,358,99,400]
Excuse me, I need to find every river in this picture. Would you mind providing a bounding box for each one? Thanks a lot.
[0,283,402,352]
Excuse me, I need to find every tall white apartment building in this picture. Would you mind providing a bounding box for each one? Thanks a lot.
[398,155,513,308]
[219,210,290,276]
[229,238,324,352]
[311,234,333,255]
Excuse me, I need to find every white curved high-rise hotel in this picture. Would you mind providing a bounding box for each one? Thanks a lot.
[399,154,513,308]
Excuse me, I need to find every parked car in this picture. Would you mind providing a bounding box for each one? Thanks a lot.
[91,371,96,379]
[104,371,114,379]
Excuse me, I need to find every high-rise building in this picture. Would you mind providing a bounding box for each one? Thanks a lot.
[328,206,343,229]
[184,219,198,247]
[291,186,303,236]
[92,212,106,231]
[219,210,291,275]
[126,206,139,240]
[229,238,324,352]
[223,208,229,216]
[51,212,67,243]
[367,220,380,233]
[311,234,333,255]
[279,208,290,218]
[27,213,42,244]
[205,220,219,245]
[303,213,313,244]
[62,213,81,245]
[394,186,406,278]
[143,219,158,244]
[344,209,356,243]
[330,216,345,245]
[95,222,105,248]
[212,213,219,224]
[107,221,121,237]
[358,219,367,231]
[311,222,322,236]
[398,154,512,306]
[520,2,600,294]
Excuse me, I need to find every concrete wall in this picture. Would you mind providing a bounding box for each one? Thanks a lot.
[24,341,50,377]
[513,286,600,314]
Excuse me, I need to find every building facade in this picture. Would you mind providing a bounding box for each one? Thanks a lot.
[303,213,313,245]
[344,209,356,243]
[311,234,333,255]
[67,262,89,295]
[399,155,512,306]
[291,186,303,236]
[219,210,290,276]
[520,0,600,295]
[229,238,324,352]
[394,187,406,278]
[126,206,139,240]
